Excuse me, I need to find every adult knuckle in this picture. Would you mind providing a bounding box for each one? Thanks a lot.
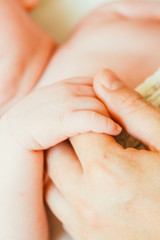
[121,92,146,114]
[102,153,136,194]
[77,200,100,227]
[86,157,119,189]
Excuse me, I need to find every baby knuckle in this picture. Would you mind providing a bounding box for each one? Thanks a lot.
[89,112,100,124]
[105,117,113,129]
[96,155,135,195]
[59,82,73,97]
[93,99,108,114]
[58,113,73,136]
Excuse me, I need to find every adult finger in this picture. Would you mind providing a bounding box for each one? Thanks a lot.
[70,133,123,170]
[46,141,82,202]
[93,69,160,150]
[45,180,82,229]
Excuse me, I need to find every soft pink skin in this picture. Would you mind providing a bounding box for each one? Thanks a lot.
[0,124,48,240]
[41,1,160,239]
[0,0,55,116]
[38,1,160,89]
[2,1,160,240]
[3,77,121,150]
[0,75,121,240]
[0,0,55,239]
[46,70,160,240]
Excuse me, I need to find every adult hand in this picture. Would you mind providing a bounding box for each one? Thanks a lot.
[45,70,160,240]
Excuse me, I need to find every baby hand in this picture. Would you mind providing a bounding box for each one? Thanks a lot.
[3,76,121,150]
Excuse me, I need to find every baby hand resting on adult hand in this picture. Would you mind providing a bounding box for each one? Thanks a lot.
[3,76,121,150]
[0,76,121,240]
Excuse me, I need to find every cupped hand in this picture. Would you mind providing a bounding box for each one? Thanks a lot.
[45,70,160,240]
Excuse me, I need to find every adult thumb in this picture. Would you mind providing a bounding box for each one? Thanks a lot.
[93,69,160,151]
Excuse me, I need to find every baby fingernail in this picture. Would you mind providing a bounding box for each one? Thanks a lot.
[116,124,122,133]
[100,69,125,90]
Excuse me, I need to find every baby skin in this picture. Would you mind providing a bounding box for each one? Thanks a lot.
[0,77,121,240]
[38,1,160,89]
[1,1,160,240]
[0,0,55,116]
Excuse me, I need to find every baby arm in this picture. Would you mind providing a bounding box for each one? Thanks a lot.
[0,122,48,240]
[0,76,121,240]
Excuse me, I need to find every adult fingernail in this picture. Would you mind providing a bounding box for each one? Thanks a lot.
[100,69,125,90]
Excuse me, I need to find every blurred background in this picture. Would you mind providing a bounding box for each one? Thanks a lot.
[31,0,117,43]
[31,0,160,43]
